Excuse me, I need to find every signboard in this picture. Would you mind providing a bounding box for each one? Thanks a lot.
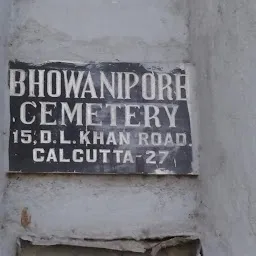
[8,61,198,174]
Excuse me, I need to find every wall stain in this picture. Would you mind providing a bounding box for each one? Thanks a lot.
[21,207,31,228]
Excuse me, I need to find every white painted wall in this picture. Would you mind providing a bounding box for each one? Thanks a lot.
[1,0,256,255]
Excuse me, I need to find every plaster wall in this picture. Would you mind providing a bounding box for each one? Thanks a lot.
[0,0,11,203]
[189,0,256,254]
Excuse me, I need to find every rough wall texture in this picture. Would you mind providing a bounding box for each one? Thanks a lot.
[0,0,11,255]
[4,175,198,240]
[189,0,256,255]
[9,0,189,63]
[2,0,256,255]
[0,0,10,204]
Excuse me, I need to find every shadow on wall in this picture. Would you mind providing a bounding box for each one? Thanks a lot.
[17,236,203,256]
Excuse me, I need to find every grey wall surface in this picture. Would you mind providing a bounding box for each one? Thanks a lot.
[0,0,11,255]
[189,0,256,254]
[0,0,11,202]
[1,0,256,255]
[9,0,189,63]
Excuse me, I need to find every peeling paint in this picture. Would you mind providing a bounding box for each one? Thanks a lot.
[17,236,201,256]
